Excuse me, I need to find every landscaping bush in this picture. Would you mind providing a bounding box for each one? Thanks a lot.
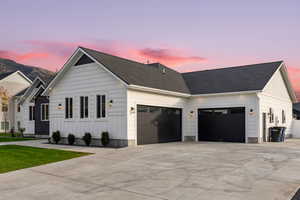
[101,131,110,146]
[68,134,75,145]
[52,131,61,144]
[19,128,25,137]
[82,133,92,146]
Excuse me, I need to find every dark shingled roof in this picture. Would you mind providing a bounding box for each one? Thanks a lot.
[80,47,190,94]
[0,71,15,80]
[182,61,283,95]
[80,47,283,95]
[293,103,300,112]
[14,87,29,97]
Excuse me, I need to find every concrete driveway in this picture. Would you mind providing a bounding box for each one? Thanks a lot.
[1,140,300,200]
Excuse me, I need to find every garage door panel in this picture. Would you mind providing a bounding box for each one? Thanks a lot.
[198,107,245,143]
[137,105,182,145]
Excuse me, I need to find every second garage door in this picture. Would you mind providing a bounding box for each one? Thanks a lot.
[137,105,182,145]
[198,107,245,143]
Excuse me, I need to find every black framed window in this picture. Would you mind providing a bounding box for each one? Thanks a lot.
[17,104,21,112]
[96,95,106,118]
[80,96,88,118]
[29,106,35,121]
[282,110,286,123]
[65,97,73,119]
[41,104,49,121]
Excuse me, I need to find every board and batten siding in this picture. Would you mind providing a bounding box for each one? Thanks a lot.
[127,89,188,143]
[258,69,293,138]
[187,94,259,142]
[49,62,127,140]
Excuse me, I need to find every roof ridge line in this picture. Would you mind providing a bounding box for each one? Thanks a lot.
[181,61,283,74]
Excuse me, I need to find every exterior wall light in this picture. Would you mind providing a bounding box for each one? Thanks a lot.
[57,103,63,110]
[249,108,254,115]
[108,100,113,107]
[130,107,135,113]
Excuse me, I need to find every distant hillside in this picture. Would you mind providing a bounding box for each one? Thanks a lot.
[0,58,55,82]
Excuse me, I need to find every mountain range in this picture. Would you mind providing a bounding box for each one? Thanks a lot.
[0,58,54,82]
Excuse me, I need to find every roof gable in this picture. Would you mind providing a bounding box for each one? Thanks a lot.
[80,47,190,94]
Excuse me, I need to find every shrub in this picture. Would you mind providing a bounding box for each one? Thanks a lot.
[52,131,61,144]
[19,128,25,137]
[101,131,110,146]
[82,133,92,146]
[68,134,75,145]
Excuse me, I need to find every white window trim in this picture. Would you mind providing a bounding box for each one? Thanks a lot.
[94,94,107,121]
[41,103,49,121]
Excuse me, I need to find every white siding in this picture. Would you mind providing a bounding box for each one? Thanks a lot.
[49,62,127,140]
[127,89,188,143]
[22,100,35,134]
[187,94,259,142]
[0,72,31,132]
[259,69,293,139]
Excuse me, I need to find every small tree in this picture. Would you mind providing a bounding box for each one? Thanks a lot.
[82,133,92,146]
[52,131,61,144]
[68,134,75,145]
[101,131,110,146]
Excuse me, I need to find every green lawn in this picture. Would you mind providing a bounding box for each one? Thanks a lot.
[0,145,90,173]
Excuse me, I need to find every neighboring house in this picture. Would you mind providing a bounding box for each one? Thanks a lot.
[15,77,50,136]
[0,71,32,132]
[293,103,300,119]
[43,47,297,146]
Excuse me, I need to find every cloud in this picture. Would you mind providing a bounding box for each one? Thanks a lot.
[0,40,207,71]
[136,48,206,66]
[287,66,300,100]
[0,50,49,61]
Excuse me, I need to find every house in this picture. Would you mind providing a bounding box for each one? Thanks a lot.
[0,71,32,132]
[43,47,297,146]
[293,103,300,119]
[15,76,50,136]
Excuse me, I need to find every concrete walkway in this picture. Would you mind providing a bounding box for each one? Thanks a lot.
[1,139,300,200]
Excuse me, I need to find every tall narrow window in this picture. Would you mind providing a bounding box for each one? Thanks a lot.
[80,96,88,118]
[96,95,106,118]
[29,106,35,121]
[17,104,21,112]
[282,110,286,124]
[41,104,49,121]
[65,97,73,119]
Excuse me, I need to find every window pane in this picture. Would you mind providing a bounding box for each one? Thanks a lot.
[97,95,100,118]
[65,98,69,119]
[80,97,84,118]
[85,96,88,118]
[33,106,35,120]
[41,105,45,120]
[46,104,49,120]
[101,95,106,118]
[29,106,32,120]
[69,98,73,118]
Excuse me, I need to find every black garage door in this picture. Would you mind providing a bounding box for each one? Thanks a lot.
[198,107,245,143]
[137,105,182,145]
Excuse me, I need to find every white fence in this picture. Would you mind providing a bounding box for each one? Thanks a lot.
[292,120,300,138]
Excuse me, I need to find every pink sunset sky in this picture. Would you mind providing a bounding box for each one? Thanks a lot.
[1,1,300,98]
